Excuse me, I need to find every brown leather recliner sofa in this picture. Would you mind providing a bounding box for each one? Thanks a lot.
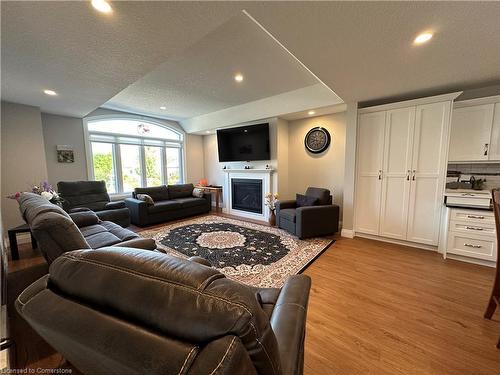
[16,247,311,375]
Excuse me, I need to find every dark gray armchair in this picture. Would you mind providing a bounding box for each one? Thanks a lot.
[276,187,339,239]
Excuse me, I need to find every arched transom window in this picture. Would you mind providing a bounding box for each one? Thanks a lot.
[85,117,184,194]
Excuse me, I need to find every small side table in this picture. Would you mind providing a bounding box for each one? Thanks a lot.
[7,223,37,260]
[195,185,223,212]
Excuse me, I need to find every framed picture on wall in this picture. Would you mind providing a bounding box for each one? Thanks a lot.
[57,145,74,163]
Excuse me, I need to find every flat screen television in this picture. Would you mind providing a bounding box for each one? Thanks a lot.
[217,123,270,162]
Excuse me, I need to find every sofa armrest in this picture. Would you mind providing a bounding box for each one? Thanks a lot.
[270,275,311,375]
[113,238,157,250]
[69,210,100,228]
[276,200,296,213]
[296,204,340,238]
[125,198,148,226]
[68,207,91,213]
[105,201,126,210]
[203,193,212,208]
[188,256,212,267]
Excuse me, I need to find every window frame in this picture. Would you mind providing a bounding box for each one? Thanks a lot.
[84,114,185,196]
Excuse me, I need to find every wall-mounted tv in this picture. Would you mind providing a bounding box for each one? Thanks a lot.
[217,123,270,162]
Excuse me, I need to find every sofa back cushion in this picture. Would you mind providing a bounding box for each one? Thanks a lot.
[133,185,169,202]
[305,187,332,205]
[168,183,194,199]
[49,248,282,375]
[18,193,90,264]
[57,181,110,211]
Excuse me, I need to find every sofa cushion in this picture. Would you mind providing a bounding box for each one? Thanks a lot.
[100,221,139,242]
[85,231,123,249]
[173,197,207,209]
[279,208,296,223]
[105,201,126,210]
[136,194,154,205]
[134,186,169,202]
[168,184,194,199]
[296,194,319,207]
[304,187,331,205]
[147,200,182,214]
[69,210,100,228]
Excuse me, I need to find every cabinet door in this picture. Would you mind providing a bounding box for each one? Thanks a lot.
[448,104,494,161]
[355,111,385,235]
[379,107,415,240]
[407,101,450,245]
[488,103,500,160]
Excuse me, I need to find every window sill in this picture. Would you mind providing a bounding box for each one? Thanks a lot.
[110,192,133,201]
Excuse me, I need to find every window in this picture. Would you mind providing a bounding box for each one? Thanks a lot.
[85,117,184,194]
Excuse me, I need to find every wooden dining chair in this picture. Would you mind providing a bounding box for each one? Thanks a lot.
[484,188,500,348]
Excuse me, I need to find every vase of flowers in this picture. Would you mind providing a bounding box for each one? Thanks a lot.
[265,193,279,226]
[8,181,64,206]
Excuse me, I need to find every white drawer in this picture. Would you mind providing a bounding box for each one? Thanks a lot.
[449,220,496,237]
[450,209,495,225]
[447,232,497,261]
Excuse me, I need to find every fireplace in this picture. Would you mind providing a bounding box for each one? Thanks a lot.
[231,179,263,214]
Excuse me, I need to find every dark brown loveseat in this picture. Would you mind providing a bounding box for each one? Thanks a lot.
[125,183,211,226]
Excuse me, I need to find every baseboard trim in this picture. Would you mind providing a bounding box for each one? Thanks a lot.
[445,254,496,268]
[355,232,438,252]
[341,229,354,238]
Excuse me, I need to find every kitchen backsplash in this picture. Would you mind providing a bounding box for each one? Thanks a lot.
[448,163,500,190]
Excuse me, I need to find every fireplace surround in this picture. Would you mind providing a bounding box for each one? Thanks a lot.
[223,169,274,222]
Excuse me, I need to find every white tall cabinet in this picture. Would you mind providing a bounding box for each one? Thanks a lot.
[354,93,460,247]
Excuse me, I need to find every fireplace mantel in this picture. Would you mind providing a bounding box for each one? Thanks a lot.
[222,169,274,222]
[223,169,275,174]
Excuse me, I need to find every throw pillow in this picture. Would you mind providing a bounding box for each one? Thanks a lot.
[296,193,319,207]
[192,188,204,198]
[136,194,154,206]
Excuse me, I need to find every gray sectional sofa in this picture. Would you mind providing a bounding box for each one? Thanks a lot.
[18,192,156,264]
[125,183,211,226]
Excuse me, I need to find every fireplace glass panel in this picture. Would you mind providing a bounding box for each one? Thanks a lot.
[231,179,263,214]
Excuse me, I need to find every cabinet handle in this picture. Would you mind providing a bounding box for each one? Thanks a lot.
[466,226,484,231]
[467,215,485,219]
[378,170,382,180]
[464,243,482,249]
[412,170,416,181]
[484,143,489,156]
[407,170,410,181]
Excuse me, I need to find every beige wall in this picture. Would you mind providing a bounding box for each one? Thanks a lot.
[1,102,48,230]
[185,134,205,184]
[42,113,87,185]
[287,112,346,219]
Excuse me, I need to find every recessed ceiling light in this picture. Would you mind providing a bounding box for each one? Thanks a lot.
[308,110,316,115]
[43,89,57,96]
[206,130,211,134]
[92,0,113,14]
[414,32,433,45]
[234,74,244,82]
[160,106,166,110]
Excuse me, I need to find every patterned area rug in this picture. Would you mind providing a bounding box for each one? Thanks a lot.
[141,215,334,288]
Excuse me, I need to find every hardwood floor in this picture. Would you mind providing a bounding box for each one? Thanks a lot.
[6,218,500,373]
[302,236,500,375]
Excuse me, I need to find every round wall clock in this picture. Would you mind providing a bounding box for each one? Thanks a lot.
[304,127,331,154]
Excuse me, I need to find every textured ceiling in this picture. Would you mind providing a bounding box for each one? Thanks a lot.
[104,13,324,120]
[247,1,500,103]
[2,1,499,120]
[0,1,244,117]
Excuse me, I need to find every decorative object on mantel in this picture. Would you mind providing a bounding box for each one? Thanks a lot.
[142,215,334,288]
[7,181,64,206]
[265,192,279,226]
[305,126,331,154]
[222,165,227,170]
[244,165,252,169]
[266,164,271,169]
[56,145,74,163]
